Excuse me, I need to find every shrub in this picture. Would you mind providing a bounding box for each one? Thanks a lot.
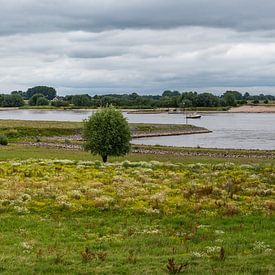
[51,100,69,107]
[0,135,8,145]
[83,106,131,162]
[29,93,44,106]
[36,97,49,106]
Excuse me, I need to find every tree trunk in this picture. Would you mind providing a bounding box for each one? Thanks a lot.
[102,155,108,163]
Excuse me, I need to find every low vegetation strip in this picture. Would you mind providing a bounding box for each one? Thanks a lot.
[0,119,208,140]
[11,141,275,161]
[0,160,274,273]
[132,145,275,159]
[131,124,210,138]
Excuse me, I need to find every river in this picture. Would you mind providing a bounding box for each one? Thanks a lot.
[0,109,274,150]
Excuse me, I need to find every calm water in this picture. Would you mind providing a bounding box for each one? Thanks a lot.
[0,109,274,150]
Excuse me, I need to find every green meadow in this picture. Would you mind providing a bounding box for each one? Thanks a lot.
[0,159,274,274]
[0,119,274,274]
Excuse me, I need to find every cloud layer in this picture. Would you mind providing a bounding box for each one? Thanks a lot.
[1,0,275,94]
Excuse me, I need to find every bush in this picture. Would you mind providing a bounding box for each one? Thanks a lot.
[29,94,49,106]
[0,135,8,145]
[0,94,25,107]
[36,97,49,106]
[83,106,131,162]
[51,100,70,107]
[252,100,259,104]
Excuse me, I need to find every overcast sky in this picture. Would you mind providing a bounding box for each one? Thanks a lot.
[1,0,275,95]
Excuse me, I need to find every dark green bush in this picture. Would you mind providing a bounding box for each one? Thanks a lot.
[0,135,8,145]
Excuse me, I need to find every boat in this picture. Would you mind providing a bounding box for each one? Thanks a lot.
[186,113,201,119]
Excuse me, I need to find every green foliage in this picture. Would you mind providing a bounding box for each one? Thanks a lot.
[51,100,69,107]
[36,96,49,106]
[71,94,91,107]
[2,87,275,109]
[29,93,49,106]
[25,86,57,100]
[83,106,131,162]
[0,134,8,145]
[196,92,220,107]
[223,91,243,101]
[162,90,181,97]
[0,94,25,107]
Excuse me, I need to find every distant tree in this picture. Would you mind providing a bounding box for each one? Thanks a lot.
[11,90,25,98]
[99,96,113,107]
[0,94,25,107]
[243,92,250,100]
[25,86,57,100]
[36,97,49,106]
[83,106,131,162]
[29,93,45,106]
[51,100,69,107]
[180,92,198,107]
[196,93,220,107]
[72,95,91,106]
[223,93,237,107]
[223,91,242,101]
[162,90,180,97]
[252,99,259,104]
[180,99,193,108]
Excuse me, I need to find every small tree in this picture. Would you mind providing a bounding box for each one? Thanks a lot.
[29,93,44,106]
[83,106,131,162]
[36,97,49,106]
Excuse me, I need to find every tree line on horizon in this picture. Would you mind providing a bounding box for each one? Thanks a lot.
[0,86,274,108]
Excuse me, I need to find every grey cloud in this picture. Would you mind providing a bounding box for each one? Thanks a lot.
[1,0,275,35]
[1,1,275,94]
[1,27,275,94]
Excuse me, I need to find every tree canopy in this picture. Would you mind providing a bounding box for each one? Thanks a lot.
[0,94,25,107]
[83,106,131,162]
[28,93,49,106]
[25,86,57,100]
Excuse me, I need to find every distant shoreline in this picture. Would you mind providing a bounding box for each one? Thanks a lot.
[1,105,275,113]
[228,105,275,113]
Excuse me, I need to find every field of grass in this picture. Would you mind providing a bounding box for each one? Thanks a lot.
[0,118,274,273]
[0,159,274,274]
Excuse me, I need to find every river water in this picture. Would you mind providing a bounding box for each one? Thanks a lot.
[0,109,274,150]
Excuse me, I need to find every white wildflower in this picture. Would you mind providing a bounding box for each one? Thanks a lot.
[70,190,81,200]
[214,230,225,235]
[191,252,205,258]
[205,246,221,254]
[14,206,30,214]
[21,242,33,253]
[253,241,271,253]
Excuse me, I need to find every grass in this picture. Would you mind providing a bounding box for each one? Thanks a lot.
[0,120,82,129]
[0,120,82,140]
[0,144,274,165]
[134,144,275,158]
[0,119,274,273]
[0,119,205,141]
[0,159,274,274]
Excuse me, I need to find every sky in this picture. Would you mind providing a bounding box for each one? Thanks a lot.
[1,0,275,95]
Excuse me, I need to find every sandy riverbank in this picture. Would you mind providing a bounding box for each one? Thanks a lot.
[229,105,275,113]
